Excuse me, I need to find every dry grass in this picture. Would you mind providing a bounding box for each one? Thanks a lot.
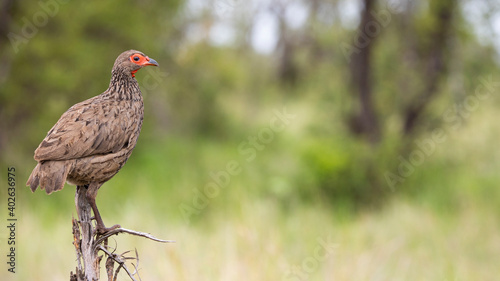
[2,195,499,281]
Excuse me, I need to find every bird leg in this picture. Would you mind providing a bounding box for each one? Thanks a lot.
[85,183,120,234]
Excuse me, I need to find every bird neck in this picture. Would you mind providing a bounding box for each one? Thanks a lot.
[104,69,142,101]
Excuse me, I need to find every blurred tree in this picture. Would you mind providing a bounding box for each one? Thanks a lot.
[0,0,17,151]
[400,0,457,136]
[349,0,380,143]
[0,0,15,47]
[345,0,458,143]
[273,0,299,86]
[0,0,181,152]
[284,0,499,206]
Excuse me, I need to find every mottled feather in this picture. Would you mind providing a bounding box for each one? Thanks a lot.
[34,97,138,162]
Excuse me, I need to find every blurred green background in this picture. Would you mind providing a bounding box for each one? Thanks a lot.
[1,0,500,280]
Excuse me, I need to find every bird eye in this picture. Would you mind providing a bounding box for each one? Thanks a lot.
[133,56,140,62]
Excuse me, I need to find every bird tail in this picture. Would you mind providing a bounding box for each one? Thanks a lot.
[26,161,70,194]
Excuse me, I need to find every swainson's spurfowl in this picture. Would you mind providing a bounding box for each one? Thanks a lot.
[27,50,158,234]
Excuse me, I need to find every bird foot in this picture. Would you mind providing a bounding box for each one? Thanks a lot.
[96,223,121,235]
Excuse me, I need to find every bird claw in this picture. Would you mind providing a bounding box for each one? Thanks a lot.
[96,224,121,235]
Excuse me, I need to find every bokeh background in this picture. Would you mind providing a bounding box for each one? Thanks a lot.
[1,0,500,280]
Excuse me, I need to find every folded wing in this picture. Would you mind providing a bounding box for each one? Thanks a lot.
[34,97,132,162]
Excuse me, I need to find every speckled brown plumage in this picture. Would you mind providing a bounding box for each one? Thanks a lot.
[26,49,158,233]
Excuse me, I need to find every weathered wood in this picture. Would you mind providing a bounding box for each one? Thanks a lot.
[70,216,85,281]
[94,227,174,245]
[75,185,99,281]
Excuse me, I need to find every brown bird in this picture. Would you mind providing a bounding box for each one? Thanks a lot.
[27,50,158,234]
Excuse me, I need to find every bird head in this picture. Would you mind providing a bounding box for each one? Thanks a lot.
[112,50,159,78]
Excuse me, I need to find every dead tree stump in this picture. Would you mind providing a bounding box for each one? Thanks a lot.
[70,186,173,281]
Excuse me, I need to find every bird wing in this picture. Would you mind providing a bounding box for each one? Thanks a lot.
[34,97,134,162]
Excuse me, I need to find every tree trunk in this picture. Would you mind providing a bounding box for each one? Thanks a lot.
[350,0,380,143]
[73,186,100,281]
[402,0,456,135]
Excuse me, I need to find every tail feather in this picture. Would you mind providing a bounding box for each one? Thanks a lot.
[26,161,70,194]
[26,164,41,192]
